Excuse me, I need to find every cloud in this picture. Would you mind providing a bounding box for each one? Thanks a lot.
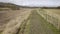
[0,0,10,2]
[0,0,60,7]
[10,0,60,7]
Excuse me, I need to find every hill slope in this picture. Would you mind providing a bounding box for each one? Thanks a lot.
[0,2,20,10]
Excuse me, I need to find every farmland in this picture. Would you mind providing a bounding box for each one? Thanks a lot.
[38,9,60,29]
[44,9,60,27]
[44,9,60,15]
[0,7,60,34]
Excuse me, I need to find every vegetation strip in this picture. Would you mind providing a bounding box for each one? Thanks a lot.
[16,13,31,34]
[39,9,60,29]
[37,9,60,34]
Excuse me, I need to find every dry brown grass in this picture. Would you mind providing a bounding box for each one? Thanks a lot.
[43,9,60,15]
[0,8,32,34]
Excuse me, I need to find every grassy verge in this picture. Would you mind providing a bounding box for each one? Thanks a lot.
[40,16,60,34]
[38,9,60,34]
[17,12,31,34]
[24,20,30,34]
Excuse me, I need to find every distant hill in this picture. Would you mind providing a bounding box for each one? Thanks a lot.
[14,5,60,9]
[0,2,60,9]
[0,2,20,10]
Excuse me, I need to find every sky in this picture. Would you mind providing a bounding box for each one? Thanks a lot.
[0,0,60,7]
[0,0,10,2]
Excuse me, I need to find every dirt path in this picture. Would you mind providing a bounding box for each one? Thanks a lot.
[29,10,56,34]
[15,9,59,34]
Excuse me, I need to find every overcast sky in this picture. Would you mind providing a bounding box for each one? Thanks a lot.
[0,0,60,7]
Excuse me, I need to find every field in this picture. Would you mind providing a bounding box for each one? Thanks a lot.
[44,9,60,15]
[38,9,60,29]
[0,8,60,34]
[45,9,60,29]
[0,8,32,34]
